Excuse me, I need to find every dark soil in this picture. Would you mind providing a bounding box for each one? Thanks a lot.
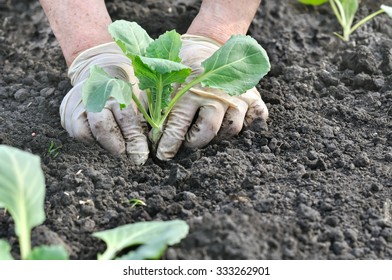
[1,0,392,260]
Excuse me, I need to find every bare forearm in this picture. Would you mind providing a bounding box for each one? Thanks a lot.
[39,0,112,66]
[187,0,261,43]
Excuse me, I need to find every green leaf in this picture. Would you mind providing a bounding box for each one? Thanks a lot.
[93,220,189,260]
[0,240,14,260]
[133,56,191,90]
[381,5,392,18]
[341,0,358,25]
[199,35,270,96]
[146,30,182,62]
[138,56,191,75]
[161,67,192,86]
[27,245,69,260]
[0,145,45,259]
[117,240,168,260]
[82,65,133,112]
[132,57,160,91]
[109,20,153,58]
[299,0,328,6]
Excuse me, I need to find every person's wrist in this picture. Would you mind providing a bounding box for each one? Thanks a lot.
[65,37,113,67]
[186,20,238,44]
[186,10,252,44]
[186,0,260,44]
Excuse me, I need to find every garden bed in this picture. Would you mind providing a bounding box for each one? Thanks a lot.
[0,0,391,259]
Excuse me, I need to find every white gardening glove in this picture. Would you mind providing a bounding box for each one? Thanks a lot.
[60,42,149,165]
[156,35,269,161]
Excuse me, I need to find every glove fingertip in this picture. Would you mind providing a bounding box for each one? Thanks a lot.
[156,135,182,161]
[125,136,150,165]
[128,151,149,165]
[156,146,176,161]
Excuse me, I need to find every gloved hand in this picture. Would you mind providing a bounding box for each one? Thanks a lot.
[60,42,149,165]
[156,35,269,160]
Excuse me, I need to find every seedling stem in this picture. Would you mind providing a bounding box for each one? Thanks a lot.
[349,9,385,37]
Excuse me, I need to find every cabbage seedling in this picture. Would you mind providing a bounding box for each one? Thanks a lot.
[82,20,270,149]
[299,0,392,41]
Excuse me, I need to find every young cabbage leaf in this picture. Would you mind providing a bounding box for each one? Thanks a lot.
[93,220,189,260]
[27,245,69,260]
[146,30,182,62]
[108,20,153,58]
[0,145,46,260]
[0,240,14,260]
[82,66,133,112]
[199,35,270,96]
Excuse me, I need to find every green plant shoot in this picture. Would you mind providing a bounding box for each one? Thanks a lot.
[129,198,146,208]
[82,20,271,148]
[46,141,62,159]
[299,0,392,41]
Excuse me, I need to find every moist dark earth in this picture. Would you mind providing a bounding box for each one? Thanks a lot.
[1,0,392,260]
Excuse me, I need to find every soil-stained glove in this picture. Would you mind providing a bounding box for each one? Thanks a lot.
[60,42,149,165]
[156,35,269,160]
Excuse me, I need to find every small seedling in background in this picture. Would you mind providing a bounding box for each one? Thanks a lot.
[129,198,146,208]
[299,0,392,41]
[46,141,62,159]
